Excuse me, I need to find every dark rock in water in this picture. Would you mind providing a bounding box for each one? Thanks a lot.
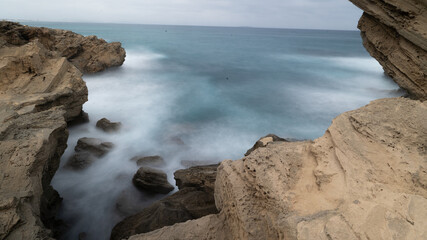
[66,152,97,170]
[66,137,113,170]
[131,155,165,167]
[115,188,152,217]
[174,164,218,192]
[132,167,174,194]
[110,164,219,240]
[244,134,288,156]
[74,137,113,157]
[96,118,122,132]
[67,110,89,127]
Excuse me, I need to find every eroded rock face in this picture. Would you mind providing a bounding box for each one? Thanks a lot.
[0,21,125,239]
[348,0,427,100]
[0,21,126,73]
[129,98,427,240]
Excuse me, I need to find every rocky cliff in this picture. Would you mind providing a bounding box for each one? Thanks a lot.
[125,1,427,239]
[349,0,427,100]
[0,21,125,239]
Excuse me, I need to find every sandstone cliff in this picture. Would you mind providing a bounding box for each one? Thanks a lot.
[125,1,427,239]
[0,21,125,239]
[129,98,427,240]
[349,0,427,100]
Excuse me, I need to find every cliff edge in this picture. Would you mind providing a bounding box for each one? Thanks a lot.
[0,21,125,239]
[349,0,426,100]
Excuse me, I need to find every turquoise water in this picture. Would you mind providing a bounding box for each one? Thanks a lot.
[24,22,402,240]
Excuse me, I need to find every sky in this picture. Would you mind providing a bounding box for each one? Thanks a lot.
[0,0,363,30]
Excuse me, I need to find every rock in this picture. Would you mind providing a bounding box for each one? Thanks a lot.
[131,155,165,167]
[115,188,150,218]
[0,21,125,239]
[0,21,126,73]
[74,137,114,157]
[348,0,427,100]
[244,134,288,156]
[180,160,220,168]
[96,118,122,132]
[174,164,218,192]
[67,110,89,127]
[129,98,427,240]
[132,167,174,194]
[66,137,113,170]
[111,164,220,240]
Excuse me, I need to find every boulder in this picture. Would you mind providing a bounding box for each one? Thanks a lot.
[74,137,114,157]
[131,155,165,167]
[244,134,288,156]
[66,137,113,170]
[96,118,122,132]
[132,167,174,194]
[111,164,220,240]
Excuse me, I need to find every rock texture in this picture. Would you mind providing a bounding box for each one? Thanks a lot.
[130,98,427,240]
[111,165,219,240]
[0,21,125,239]
[349,0,427,100]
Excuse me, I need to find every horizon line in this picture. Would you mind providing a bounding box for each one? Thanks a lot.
[4,18,360,32]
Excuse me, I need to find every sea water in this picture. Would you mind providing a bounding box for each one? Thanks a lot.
[24,22,403,240]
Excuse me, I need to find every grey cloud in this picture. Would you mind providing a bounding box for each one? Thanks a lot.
[0,0,362,30]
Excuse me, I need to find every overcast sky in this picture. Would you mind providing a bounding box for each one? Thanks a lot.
[1,0,362,30]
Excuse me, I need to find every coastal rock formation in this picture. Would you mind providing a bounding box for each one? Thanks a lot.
[0,21,125,239]
[244,134,288,156]
[131,155,165,167]
[129,98,427,240]
[349,0,427,100]
[111,165,219,240]
[0,21,126,73]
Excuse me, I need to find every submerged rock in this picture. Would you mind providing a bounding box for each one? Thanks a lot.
[66,137,113,170]
[131,155,165,167]
[132,167,174,194]
[111,164,219,240]
[96,118,122,132]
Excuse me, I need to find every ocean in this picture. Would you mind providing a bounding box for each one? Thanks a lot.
[24,21,403,239]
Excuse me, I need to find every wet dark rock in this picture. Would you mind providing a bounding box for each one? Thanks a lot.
[66,137,113,170]
[132,167,174,194]
[74,137,113,157]
[131,155,165,167]
[110,164,219,240]
[96,118,122,132]
[244,134,288,156]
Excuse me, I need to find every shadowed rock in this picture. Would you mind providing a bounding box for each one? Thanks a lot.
[132,167,174,194]
[111,164,219,240]
[96,118,122,132]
